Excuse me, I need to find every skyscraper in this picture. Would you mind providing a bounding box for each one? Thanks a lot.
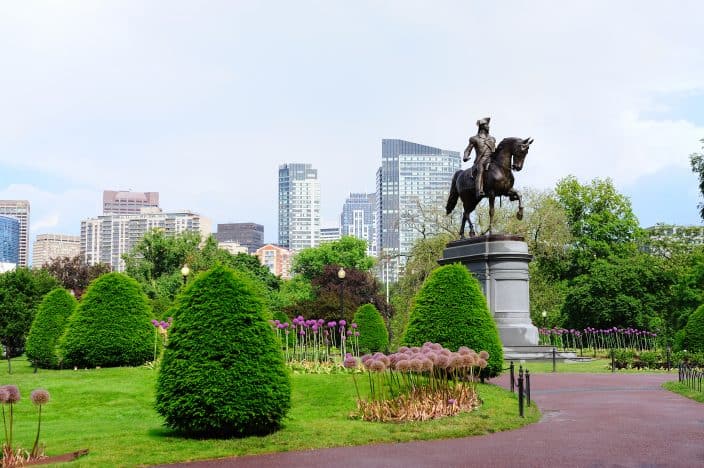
[376,139,460,281]
[341,193,376,256]
[0,200,30,267]
[80,210,210,272]
[32,234,81,268]
[278,163,321,251]
[0,215,20,272]
[215,223,264,254]
[103,190,160,215]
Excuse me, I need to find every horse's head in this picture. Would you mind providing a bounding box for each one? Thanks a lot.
[511,137,533,171]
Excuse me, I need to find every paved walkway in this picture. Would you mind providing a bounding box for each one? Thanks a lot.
[162,373,704,468]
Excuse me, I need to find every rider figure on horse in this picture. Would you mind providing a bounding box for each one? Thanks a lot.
[463,117,496,198]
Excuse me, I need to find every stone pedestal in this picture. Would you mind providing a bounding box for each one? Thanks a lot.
[438,235,538,347]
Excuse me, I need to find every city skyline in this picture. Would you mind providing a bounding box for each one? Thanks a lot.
[1,2,703,244]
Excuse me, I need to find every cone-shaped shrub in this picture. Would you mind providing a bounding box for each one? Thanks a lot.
[402,263,503,377]
[59,272,153,368]
[155,264,291,437]
[26,288,77,369]
[353,303,389,353]
[683,304,704,353]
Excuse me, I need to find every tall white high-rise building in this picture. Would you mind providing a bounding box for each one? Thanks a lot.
[80,210,211,272]
[32,234,81,267]
[340,193,376,256]
[103,190,160,215]
[0,200,30,267]
[376,139,460,281]
[278,163,321,251]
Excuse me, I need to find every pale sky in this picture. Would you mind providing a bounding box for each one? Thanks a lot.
[1,1,703,244]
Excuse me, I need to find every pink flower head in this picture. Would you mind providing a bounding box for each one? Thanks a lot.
[351,323,358,329]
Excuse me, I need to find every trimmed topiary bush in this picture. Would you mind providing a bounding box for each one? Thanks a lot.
[402,263,504,377]
[155,264,291,437]
[58,272,153,368]
[353,303,389,353]
[26,288,77,369]
[683,304,704,353]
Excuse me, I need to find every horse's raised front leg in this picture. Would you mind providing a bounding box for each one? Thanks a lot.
[508,189,523,220]
[488,196,495,234]
[466,210,475,237]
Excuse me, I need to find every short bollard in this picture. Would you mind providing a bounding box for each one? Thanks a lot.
[518,365,524,418]
[510,361,515,393]
[552,347,556,373]
[611,348,615,373]
[666,346,671,372]
[526,369,531,407]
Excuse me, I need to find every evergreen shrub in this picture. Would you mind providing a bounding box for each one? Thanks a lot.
[683,304,704,353]
[59,272,153,368]
[402,263,503,377]
[26,288,77,368]
[155,265,291,437]
[353,303,389,353]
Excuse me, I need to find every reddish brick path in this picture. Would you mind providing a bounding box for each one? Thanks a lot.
[160,373,704,468]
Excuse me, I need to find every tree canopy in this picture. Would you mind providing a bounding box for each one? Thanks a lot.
[291,236,375,281]
[43,255,111,299]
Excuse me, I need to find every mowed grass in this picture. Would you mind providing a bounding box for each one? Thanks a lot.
[662,381,704,403]
[1,357,538,466]
[512,358,675,374]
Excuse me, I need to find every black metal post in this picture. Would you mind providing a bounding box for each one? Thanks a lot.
[552,347,556,373]
[611,348,615,373]
[510,361,515,393]
[339,281,344,321]
[518,365,524,418]
[666,346,671,372]
[526,369,531,407]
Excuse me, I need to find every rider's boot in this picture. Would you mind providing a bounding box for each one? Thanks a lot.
[476,166,485,197]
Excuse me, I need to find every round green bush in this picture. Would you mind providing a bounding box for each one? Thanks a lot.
[26,288,77,369]
[402,263,504,377]
[683,304,704,353]
[58,272,153,368]
[353,303,389,353]
[155,264,291,437]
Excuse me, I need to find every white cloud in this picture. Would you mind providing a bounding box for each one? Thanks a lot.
[0,1,703,240]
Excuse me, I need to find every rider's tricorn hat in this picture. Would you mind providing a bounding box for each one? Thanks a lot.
[476,117,490,126]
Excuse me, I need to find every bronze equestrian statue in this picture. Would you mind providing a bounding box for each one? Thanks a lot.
[446,123,533,237]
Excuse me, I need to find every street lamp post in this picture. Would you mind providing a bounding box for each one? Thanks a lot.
[180,264,190,286]
[337,267,346,321]
[541,310,547,329]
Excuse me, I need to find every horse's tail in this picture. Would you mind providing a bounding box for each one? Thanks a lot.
[446,170,461,215]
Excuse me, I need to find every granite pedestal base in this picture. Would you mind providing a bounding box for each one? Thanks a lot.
[439,235,539,347]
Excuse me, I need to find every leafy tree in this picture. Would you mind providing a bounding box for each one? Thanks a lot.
[43,255,111,299]
[292,236,374,281]
[561,254,672,330]
[391,234,454,348]
[402,264,503,377]
[682,304,704,353]
[353,303,389,353]
[26,288,77,369]
[555,176,643,277]
[59,273,153,368]
[123,230,201,282]
[155,265,290,437]
[689,138,704,220]
[0,268,58,371]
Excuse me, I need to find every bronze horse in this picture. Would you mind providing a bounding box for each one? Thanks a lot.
[446,137,533,237]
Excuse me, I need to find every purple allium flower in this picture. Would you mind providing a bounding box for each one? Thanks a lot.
[318,319,325,326]
[151,319,159,327]
[299,330,305,336]
[351,323,358,329]
[3,385,20,404]
[0,387,8,404]
[30,389,50,406]
[478,350,490,360]
[354,332,360,337]
[448,398,457,405]
[347,330,352,336]
[328,321,337,328]
[343,356,358,369]
[160,321,168,328]
[369,360,386,372]
[312,325,318,332]
[339,319,346,326]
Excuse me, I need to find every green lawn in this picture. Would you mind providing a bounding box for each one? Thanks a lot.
[1,357,538,466]
[511,358,675,374]
[662,381,704,403]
